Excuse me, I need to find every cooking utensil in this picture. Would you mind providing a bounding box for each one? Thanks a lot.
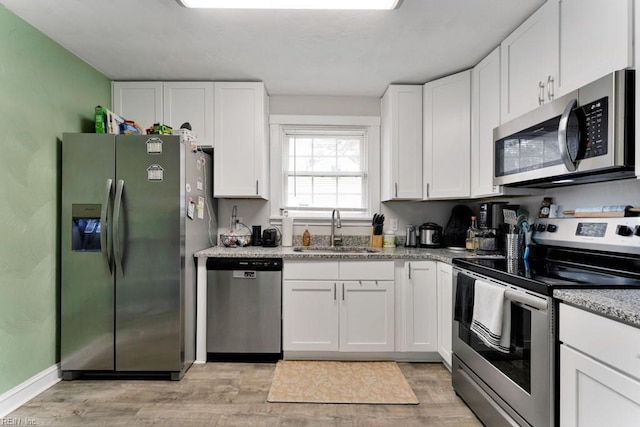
[503,209,518,225]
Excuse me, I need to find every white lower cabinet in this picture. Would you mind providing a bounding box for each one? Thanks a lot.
[436,262,453,368]
[282,281,339,351]
[340,281,395,352]
[283,260,394,353]
[403,261,438,352]
[559,304,640,426]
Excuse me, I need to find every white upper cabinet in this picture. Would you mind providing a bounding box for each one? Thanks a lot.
[471,46,502,198]
[380,85,423,201]
[214,82,269,199]
[500,1,559,123]
[500,0,632,123]
[111,81,214,148]
[423,70,471,199]
[557,0,633,96]
[111,82,163,132]
[162,82,214,148]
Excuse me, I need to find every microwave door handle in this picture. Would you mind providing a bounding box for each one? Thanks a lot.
[558,98,578,172]
[113,179,125,278]
[100,179,113,276]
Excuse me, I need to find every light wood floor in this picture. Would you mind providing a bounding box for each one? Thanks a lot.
[8,362,482,426]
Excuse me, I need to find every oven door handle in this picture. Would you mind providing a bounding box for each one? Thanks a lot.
[505,289,547,311]
[558,98,579,172]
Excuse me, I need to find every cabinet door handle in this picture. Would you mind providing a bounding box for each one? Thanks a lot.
[256,180,259,195]
[342,283,345,301]
[333,283,337,300]
[394,182,398,198]
[538,81,545,105]
[408,263,412,279]
[425,183,429,198]
[547,75,554,101]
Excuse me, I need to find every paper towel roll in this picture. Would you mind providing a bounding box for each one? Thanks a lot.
[282,216,293,247]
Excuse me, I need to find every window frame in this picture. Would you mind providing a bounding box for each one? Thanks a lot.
[269,115,381,226]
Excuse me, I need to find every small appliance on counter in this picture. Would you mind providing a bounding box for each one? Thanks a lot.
[478,202,511,253]
[404,224,417,247]
[262,228,278,247]
[419,222,442,248]
[251,225,262,246]
[479,202,509,229]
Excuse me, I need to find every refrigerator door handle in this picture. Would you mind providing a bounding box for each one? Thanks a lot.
[113,179,125,277]
[101,179,113,276]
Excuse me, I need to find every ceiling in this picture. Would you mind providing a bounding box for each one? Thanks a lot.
[1,0,545,97]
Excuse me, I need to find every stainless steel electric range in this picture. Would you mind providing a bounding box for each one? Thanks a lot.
[451,217,640,427]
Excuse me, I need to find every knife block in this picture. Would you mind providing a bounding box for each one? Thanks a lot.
[370,228,383,248]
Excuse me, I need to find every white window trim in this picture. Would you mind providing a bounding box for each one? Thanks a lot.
[269,115,381,226]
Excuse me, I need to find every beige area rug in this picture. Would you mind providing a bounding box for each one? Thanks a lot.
[267,360,418,405]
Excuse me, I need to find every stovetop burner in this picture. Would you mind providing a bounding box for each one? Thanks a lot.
[453,250,640,296]
[454,217,640,296]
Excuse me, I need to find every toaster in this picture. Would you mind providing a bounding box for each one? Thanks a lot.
[262,229,278,247]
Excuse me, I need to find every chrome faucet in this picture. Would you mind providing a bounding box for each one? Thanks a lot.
[330,209,342,247]
[230,205,237,230]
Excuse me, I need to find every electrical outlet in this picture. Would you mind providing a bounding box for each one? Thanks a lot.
[390,218,398,232]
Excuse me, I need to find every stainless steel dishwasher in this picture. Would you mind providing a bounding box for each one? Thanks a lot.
[206,258,282,361]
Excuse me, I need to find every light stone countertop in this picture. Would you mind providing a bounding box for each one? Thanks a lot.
[194,245,483,264]
[554,289,640,329]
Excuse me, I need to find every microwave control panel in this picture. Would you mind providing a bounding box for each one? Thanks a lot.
[579,96,608,159]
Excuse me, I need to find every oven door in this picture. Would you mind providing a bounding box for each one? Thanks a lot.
[452,268,554,427]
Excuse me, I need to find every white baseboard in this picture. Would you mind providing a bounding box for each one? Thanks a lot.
[0,364,61,418]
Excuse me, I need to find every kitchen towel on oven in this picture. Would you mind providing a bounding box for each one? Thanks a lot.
[470,279,511,353]
[454,273,475,328]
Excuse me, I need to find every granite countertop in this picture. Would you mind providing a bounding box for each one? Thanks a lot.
[194,245,485,264]
[554,289,640,329]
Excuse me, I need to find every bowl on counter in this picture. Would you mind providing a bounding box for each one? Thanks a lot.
[219,231,251,247]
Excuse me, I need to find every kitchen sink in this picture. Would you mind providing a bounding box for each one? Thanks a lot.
[293,246,380,254]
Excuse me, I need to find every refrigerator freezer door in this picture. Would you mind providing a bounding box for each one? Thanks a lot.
[114,135,184,372]
[61,134,115,371]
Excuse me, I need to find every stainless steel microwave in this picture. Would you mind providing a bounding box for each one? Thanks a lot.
[493,70,635,188]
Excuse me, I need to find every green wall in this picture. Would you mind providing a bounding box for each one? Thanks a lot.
[0,6,111,395]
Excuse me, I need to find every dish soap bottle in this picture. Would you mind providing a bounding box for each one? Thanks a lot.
[302,226,311,247]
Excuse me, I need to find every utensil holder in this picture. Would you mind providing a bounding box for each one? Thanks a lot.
[505,233,523,259]
[370,227,383,248]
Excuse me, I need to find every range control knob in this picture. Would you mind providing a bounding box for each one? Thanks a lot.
[546,224,558,233]
[536,223,547,232]
[635,226,640,237]
[617,225,633,237]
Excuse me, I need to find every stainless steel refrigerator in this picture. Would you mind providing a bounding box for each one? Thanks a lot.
[60,133,216,380]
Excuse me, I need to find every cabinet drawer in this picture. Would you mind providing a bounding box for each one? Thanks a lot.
[284,261,339,280]
[339,261,394,281]
[560,304,640,380]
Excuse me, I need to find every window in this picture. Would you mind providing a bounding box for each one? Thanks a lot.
[270,115,380,222]
[282,127,368,217]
